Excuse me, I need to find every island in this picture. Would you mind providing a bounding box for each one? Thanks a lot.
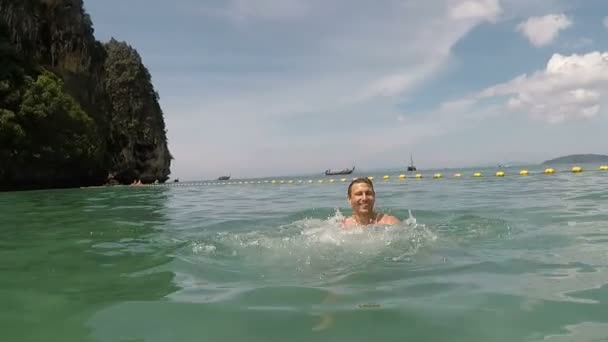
[0,0,171,191]
[542,154,608,165]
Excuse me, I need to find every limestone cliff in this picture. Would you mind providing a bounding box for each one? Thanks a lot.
[103,39,171,184]
[0,0,171,190]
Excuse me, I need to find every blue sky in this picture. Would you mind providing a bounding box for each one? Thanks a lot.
[85,0,608,180]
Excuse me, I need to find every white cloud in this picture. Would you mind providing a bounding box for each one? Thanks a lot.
[188,0,507,109]
[448,51,608,124]
[198,0,308,21]
[227,0,308,20]
[89,0,606,179]
[362,60,447,98]
[166,1,592,179]
[156,0,605,179]
[207,0,503,23]
[517,14,572,47]
[449,0,502,22]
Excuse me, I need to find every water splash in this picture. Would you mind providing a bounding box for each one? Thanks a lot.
[188,209,436,278]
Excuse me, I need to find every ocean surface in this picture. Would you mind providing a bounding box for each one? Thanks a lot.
[2,164,608,342]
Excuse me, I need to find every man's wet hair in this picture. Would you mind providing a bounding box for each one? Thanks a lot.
[347,177,375,198]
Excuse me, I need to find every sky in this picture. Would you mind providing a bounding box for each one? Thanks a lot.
[84,0,608,180]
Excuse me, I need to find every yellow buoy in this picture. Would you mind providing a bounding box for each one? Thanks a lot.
[544,168,555,174]
[280,180,285,184]
[496,171,505,177]
[473,172,482,177]
[415,174,423,178]
[433,173,442,178]
[399,174,406,179]
[383,175,390,180]
[318,179,324,183]
[308,180,313,183]
[329,179,335,183]
[454,173,462,178]
[571,166,582,173]
[600,165,608,171]
[341,178,347,182]
[271,180,277,184]
[519,170,529,176]
[367,176,374,180]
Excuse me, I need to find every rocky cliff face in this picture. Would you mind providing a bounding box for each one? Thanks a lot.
[104,39,171,184]
[0,0,171,190]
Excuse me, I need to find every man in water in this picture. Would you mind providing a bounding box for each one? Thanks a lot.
[343,177,400,227]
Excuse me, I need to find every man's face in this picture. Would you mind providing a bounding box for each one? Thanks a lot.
[348,183,375,215]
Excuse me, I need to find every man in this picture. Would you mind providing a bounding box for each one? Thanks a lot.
[343,177,400,228]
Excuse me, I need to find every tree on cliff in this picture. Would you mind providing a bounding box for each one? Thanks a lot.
[0,70,102,185]
[0,24,26,162]
[1,25,101,187]
[19,71,100,165]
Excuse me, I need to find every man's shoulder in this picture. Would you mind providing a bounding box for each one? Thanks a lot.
[343,217,357,227]
[379,214,400,224]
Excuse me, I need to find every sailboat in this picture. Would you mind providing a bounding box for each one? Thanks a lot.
[407,155,416,171]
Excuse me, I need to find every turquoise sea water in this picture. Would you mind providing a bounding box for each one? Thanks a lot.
[2,165,608,342]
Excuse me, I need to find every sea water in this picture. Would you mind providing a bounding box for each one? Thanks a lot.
[2,165,608,341]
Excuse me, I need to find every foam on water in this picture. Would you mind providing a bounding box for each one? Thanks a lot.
[187,209,436,279]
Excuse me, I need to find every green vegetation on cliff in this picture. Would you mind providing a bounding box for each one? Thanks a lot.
[0,26,102,188]
[0,0,171,190]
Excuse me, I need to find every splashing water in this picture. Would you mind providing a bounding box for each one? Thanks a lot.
[187,209,436,281]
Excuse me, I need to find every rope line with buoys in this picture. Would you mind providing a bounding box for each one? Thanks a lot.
[151,165,608,187]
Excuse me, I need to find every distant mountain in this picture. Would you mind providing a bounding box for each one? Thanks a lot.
[542,154,608,165]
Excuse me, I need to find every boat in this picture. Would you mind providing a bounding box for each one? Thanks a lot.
[325,166,355,176]
[407,155,416,171]
[218,175,230,181]
[173,178,179,183]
